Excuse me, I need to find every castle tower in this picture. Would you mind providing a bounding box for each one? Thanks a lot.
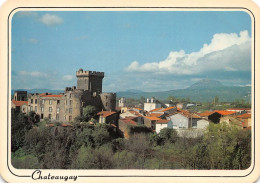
[76,68,104,94]
[118,97,126,107]
[14,91,27,101]
[100,93,116,111]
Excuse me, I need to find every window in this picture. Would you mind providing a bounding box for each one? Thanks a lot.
[69,108,72,114]
[35,106,37,112]
[49,100,52,105]
[106,102,108,106]
[48,114,51,119]
[35,99,37,104]
[31,99,33,103]
[56,114,59,120]
[49,107,52,112]
[57,100,60,104]
[30,106,33,111]
[93,92,96,97]
[64,115,66,120]
[57,108,60,113]
[41,107,44,112]
[69,94,72,98]
[41,114,44,119]
[70,100,72,106]
[42,99,45,104]
[69,116,72,121]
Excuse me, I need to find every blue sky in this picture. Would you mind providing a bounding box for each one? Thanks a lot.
[11,11,252,92]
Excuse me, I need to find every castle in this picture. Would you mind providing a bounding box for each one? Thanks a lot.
[24,69,116,122]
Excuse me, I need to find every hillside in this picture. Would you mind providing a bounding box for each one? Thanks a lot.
[116,79,251,102]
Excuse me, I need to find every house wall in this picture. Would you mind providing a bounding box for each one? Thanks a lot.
[144,103,161,112]
[197,119,210,129]
[120,111,137,118]
[144,118,156,130]
[155,123,168,133]
[167,113,189,129]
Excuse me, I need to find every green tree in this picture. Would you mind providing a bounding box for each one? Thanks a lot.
[158,128,178,144]
[11,109,33,152]
[82,105,98,122]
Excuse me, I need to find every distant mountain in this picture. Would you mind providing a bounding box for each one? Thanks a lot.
[12,79,251,102]
[187,79,223,90]
[116,79,251,102]
[11,89,64,95]
[125,89,144,93]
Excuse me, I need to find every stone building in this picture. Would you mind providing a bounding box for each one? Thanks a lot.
[14,91,27,101]
[118,97,126,107]
[12,91,28,113]
[27,69,116,122]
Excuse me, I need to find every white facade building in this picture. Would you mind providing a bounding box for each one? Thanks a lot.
[144,97,161,112]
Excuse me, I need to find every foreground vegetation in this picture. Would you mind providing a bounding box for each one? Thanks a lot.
[11,109,251,169]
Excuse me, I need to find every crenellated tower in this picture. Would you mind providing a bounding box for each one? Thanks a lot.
[76,68,104,95]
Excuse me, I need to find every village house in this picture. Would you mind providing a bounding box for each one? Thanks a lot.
[120,108,144,124]
[235,113,251,128]
[167,110,202,129]
[11,100,28,113]
[219,116,243,129]
[144,97,162,112]
[97,110,119,126]
[118,116,138,139]
[144,116,159,131]
[155,119,172,133]
[196,119,210,129]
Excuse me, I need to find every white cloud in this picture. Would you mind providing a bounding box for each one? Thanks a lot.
[125,30,251,75]
[63,75,74,81]
[38,14,63,26]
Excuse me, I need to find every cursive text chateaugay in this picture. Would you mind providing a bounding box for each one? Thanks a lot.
[32,170,78,181]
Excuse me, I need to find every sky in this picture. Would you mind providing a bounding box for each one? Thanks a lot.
[11,10,252,92]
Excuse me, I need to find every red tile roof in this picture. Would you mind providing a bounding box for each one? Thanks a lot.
[198,111,215,117]
[215,110,236,116]
[178,110,201,119]
[120,118,137,126]
[134,107,143,111]
[156,119,170,124]
[145,116,160,121]
[150,113,164,118]
[97,111,116,117]
[236,113,251,119]
[161,106,176,112]
[12,100,28,107]
[150,108,163,112]
[129,110,143,117]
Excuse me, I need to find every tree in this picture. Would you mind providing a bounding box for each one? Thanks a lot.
[125,133,152,168]
[158,128,178,144]
[82,105,98,122]
[11,109,33,152]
